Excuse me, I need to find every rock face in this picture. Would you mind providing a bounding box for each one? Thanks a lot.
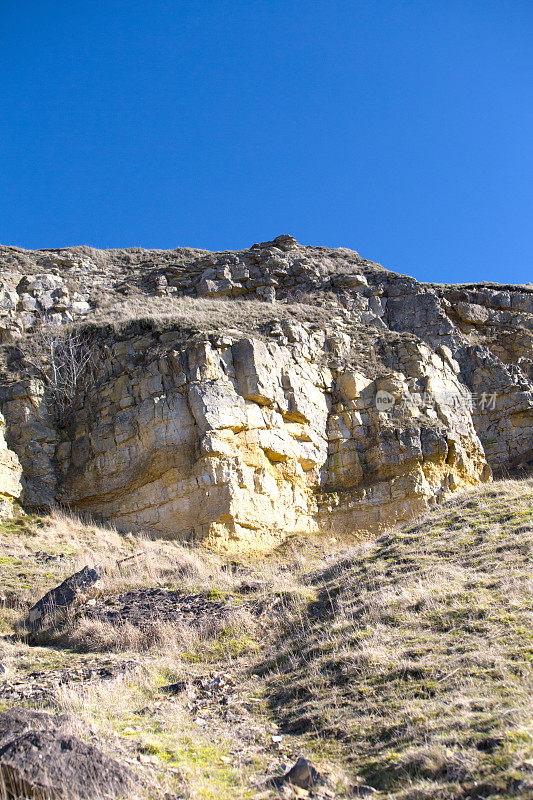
[0,412,22,519]
[0,236,531,550]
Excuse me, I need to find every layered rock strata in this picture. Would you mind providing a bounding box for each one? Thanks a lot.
[0,236,531,549]
[0,412,22,519]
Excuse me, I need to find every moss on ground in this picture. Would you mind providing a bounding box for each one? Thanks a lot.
[2,479,533,798]
[257,479,533,799]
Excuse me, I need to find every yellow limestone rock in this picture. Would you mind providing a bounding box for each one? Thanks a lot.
[3,237,530,552]
[35,325,489,553]
[0,412,22,518]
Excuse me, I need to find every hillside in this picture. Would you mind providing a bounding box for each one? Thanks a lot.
[0,479,531,799]
[0,236,532,798]
[259,478,533,799]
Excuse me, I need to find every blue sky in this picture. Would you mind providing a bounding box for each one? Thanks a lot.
[1,0,532,284]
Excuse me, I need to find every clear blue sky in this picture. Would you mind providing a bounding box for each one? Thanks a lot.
[1,1,532,284]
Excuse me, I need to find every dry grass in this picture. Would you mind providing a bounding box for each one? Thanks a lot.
[2,480,533,798]
[0,508,236,604]
[90,295,335,335]
[48,659,269,800]
[37,603,259,657]
[1,294,338,388]
[257,479,533,799]
[0,508,306,655]
[0,511,318,798]
[0,506,316,603]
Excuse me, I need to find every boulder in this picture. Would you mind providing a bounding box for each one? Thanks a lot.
[0,726,134,799]
[0,707,79,749]
[270,756,323,790]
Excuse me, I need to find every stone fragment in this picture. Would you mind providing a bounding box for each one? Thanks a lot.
[197,277,236,296]
[269,756,323,790]
[0,289,18,311]
[26,565,101,631]
[20,293,38,312]
[332,272,368,289]
[455,301,491,324]
[337,371,373,401]
[71,299,91,314]
[233,338,275,405]
[257,285,276,302]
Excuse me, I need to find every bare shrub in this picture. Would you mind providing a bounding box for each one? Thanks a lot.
[22,323,96,426]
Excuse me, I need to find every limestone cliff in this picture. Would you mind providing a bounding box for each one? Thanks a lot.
[0,236,531,549]
[0,412,22,518]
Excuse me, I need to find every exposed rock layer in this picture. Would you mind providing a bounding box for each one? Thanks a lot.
[0,412,22,519]
[0,236,531,549]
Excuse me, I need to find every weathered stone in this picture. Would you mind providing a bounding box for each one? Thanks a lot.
[0,289,19,311]
[0,724,135,799]
[233,338,276,405]
[256,285,276,302]
[0,237,531,551]
[270,756,323,790]
[26,565,101,630]
[0,412,22,519]
[337,370,373,401]
[188,383,246,432]
[455,301,491,325]
[0,707,85,749]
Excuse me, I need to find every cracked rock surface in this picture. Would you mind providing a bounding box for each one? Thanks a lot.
[0,235,531,548]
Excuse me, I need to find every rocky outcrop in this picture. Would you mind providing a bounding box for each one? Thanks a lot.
[0,236,531,550]
[0,413,22,519]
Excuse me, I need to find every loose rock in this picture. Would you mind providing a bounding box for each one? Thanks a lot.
[25,565,101,631]
[270,756,323,790]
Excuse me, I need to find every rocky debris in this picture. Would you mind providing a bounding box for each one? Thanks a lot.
[159,669,274,739]
[0,708,135,799]
[160,680,188,695]
[155,669,334,798]
[237,578,267,594]
[0,236,531,550]
[25,565,101,631]
[0,706,80,748]
[81,588,237,630]
[0,660,140,704]
[160,671,235,704]
[0,268,94,340]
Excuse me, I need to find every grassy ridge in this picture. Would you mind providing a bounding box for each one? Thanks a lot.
[258,479,533,798]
